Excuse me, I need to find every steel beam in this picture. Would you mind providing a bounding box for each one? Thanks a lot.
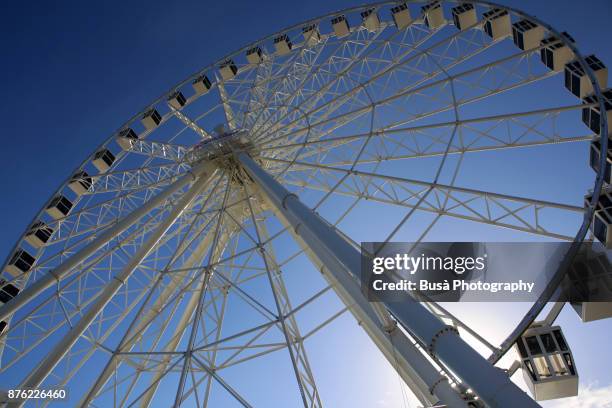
[10,167,215,406]
[238,152,539,408]
[245,162,467,407]
[0,162,216,324]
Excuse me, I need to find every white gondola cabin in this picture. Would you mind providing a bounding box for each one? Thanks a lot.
[421,1,444,30]
[565,55,608,99]
[5,249,35,277]
[540,32,574,72]
[568,234,612,322]
[219,60,238,81]
[167,91,186,110]
[512,19,544,51]
[192,74,212,95]
[331,15,350,38]
[46,195,73,220]
[482,8,511,40]
[361,8,380,32]
[0,280,20,304]
[92,148,115,173]
[593,207,612,249]
[451,3,476,31]
[589,138,612,185]
[274,34,292,55]
[141,108,162,130]
[24,221,54,249]
[117,128,139,150]
[246,46,263,64]
[582,88,612,135]
[302,24,320,45]
[68,170,92,195]
[391,3,412,30]
[586,185,612,248]
[515,325,578,401]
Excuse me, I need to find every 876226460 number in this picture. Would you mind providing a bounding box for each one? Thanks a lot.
[6,388,67,401]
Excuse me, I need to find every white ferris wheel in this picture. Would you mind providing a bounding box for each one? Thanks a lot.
[0,1,611,407]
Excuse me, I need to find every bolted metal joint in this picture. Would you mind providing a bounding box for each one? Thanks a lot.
[428,326,459,357]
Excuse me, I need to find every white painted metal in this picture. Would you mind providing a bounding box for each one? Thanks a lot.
[237,152,538,408]
[0,162,216,323]
[13,166,215,403]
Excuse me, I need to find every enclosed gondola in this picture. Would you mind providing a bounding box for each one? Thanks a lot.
[515,325,578,401]
[274,34,292,55]
[219,59,238,81]
[331,15,350,38]
[451,3,476,31]
[361,8,380,32]
[167,90,187,110]
[540,32,574,72]
[482,8,511,40]
[141,108,162,130]
[192,74,212,94]
[45,195,73,220]
[564,55,608,99]
[421,1,444,30]
[5,249,36,277]
[24,221,54,249]
[391,3,412,30]
[92,148,115,173]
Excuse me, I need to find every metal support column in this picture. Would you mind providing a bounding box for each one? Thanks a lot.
[0,162,216,323]
[11,167,216,405]
[238,152,539,408]
[249,169,467,407]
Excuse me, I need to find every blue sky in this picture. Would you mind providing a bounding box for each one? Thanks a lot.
[1,0,612,406]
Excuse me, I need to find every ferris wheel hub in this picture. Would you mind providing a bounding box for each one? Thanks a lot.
[186,128,256,165]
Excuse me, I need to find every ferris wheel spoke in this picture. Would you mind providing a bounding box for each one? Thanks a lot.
[171,171,234,408]
[241,36,333,132]
[82,189,230,407]
[258,41,556,152]
[84,162,191,195]
[267,103,594,167]
[38,171,204,252]
[253,21,496,145]
[260,104,588,159]
[171,107,213,140]
[1,219,167,342]
[123,138,189,162]
[0,208,183,365]
[0,173,220,356]
[250,23,400,140]
[189,355,254,408]
[7,168,214,397]
[0,169,220,326]
[216,80,238,130]
[7,169,222,300]
[269,158,582,240]
[242,182,322,407]
[251,14,486,142]
[238,38,323,131]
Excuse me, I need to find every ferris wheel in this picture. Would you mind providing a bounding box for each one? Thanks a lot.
[0,1,611,407]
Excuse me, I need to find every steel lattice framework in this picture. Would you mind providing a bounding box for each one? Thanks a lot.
[0,1,608,407]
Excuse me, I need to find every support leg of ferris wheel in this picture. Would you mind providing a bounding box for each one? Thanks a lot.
[9,166,216,408]
[78,208,235,407]
[0,162,217,324]
[249,174,468,406]
[238,152,540,408]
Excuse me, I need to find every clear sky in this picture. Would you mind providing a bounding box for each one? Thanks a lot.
[1,0,612,407]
